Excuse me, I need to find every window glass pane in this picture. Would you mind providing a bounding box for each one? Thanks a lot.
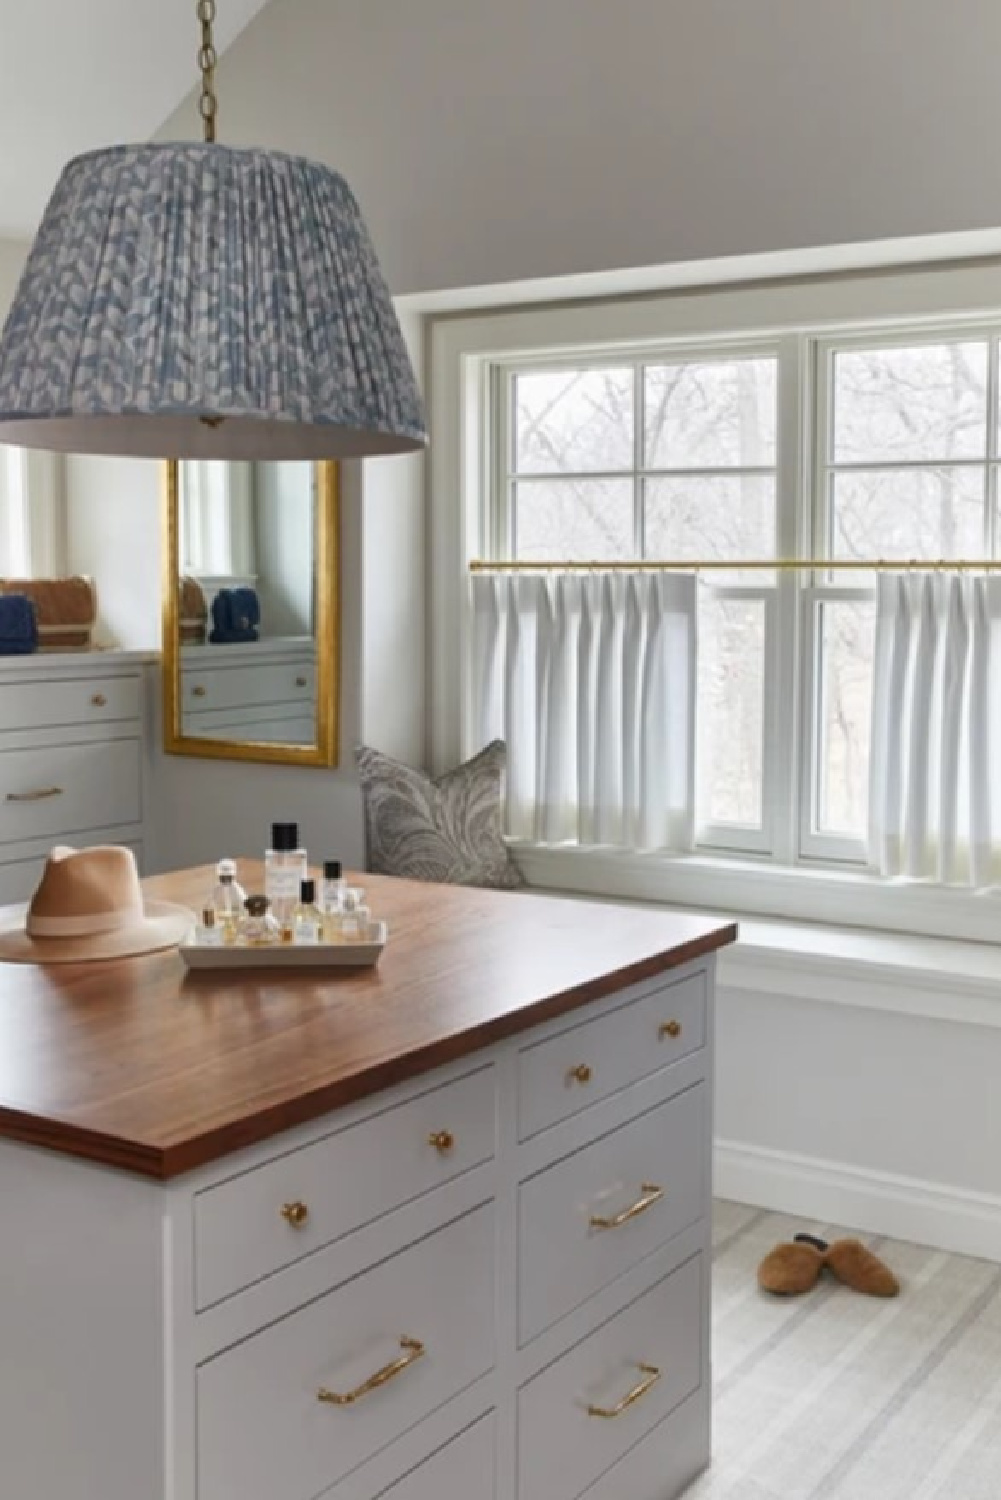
[514,479,634,561]
[831,342,988,463]
[830,467,985,562]
[512,368,634,475]
[816,599,876,839]
[644,476,776,565]
[697,593,765,829]
[644,358,777,470]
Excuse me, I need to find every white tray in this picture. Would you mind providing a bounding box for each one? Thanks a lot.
[179,921,388,971]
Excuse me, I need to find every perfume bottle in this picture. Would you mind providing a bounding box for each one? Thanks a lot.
[240,894,281,946]
[265,822,307,925]
[195,907,222,946]
[211,858,246,944]
[336,888,372,943]
[321,859,346,914]
[294,879,323,944]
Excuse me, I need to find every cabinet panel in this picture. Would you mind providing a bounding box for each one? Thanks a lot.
[0,738,140,845]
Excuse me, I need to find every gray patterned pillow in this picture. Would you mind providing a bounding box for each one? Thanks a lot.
[355,740,524,889]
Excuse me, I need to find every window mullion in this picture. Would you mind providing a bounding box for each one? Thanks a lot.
[768,334,807,865]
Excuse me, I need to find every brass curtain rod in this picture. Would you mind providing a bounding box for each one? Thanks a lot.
[469,558,1001,574]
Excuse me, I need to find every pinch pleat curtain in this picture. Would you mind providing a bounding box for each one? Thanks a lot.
[868,573,1001,887]
[471,573,697,850]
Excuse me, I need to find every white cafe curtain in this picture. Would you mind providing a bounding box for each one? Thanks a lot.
[868,572,1001,887]
[471,572,697,850]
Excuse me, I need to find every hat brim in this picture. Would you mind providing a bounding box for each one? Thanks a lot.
[0,899,193,964]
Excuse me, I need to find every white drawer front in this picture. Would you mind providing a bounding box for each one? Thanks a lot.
[370,1415,494,1500]
[518,970,706,1140]
[184,659,315,714]
[0,739,140,846]
[197,1204,496,1500]
[195,1065,496,1309]
[0,674,141,733]
[519,1084,705,1344]
[518,1255,704,1500]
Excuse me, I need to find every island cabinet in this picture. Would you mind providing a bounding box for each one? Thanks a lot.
[0,865,736,1500]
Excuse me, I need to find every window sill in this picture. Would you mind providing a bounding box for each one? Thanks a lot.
[513,843,1001,1027]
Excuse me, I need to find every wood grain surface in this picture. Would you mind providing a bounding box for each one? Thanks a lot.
[0,863,736,1178]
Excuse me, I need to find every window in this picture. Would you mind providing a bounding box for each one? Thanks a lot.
[0,446,62,576]
[482,324,1001,872]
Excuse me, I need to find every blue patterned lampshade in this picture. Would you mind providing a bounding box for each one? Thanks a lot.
[0,144,427,460]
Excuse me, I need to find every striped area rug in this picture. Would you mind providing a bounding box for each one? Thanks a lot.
[685,1201,1001,1500]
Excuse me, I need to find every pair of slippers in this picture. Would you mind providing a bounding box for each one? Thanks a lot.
[758,1232,899,1298]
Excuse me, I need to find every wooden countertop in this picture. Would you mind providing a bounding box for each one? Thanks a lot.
[0,863,736,1179]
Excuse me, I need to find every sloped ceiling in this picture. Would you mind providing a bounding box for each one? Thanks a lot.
[0,0,270,235]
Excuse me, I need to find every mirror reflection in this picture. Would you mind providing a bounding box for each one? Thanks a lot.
[164,459,338,767]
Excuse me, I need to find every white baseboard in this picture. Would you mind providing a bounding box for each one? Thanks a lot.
[715,1139,1001,1264]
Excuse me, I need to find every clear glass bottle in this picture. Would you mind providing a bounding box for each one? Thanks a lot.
[321,859,345,913]
[240,894,281,946]
[195,907,221,946]
[211,858,246,944]
[294,879,323,944]
[264,822,307,926]
[337,888,372,944]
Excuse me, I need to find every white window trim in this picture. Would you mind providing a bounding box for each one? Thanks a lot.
[0,447,63,578]
[428,255,1001,946]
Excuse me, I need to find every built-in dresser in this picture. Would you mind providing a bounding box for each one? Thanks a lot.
[0,865,736,1500]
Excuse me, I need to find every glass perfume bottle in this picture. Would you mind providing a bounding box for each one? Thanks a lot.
[336,888,372,943]
[195,907,221,946]
[294,879,323,944]
[240,894,281,946]
[264,822,307,926]
[321,859,346,914]
[211,858,246,944]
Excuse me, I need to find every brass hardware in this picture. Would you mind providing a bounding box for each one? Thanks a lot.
[587,1363,661,1419]
[197,0,218,143]
[589,1183,664,1231]
[5,787,63,803]
[659,1020,682,1040]
[191,684,207,698]
[90,693,108,708]
[280,1201,309,1228]
[567,1063,593,1086]
[317,1337,425,1406]
[428,1130,455,1154]
[295,675,308,688]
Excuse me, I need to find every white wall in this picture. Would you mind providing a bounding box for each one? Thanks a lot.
[161,0,1001,297]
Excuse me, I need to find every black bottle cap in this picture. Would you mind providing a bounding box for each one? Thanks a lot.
[323,859,342,880]
[300,878,316,904]
[271,822,300,852]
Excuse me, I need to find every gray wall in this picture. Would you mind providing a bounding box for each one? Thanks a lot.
[161,0,1001,296]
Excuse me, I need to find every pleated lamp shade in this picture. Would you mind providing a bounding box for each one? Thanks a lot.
[0,144,427,460]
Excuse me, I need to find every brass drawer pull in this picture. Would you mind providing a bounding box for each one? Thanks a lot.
[6,786,63,803]
[589,1183,664,1231]
[90,693,108,708]
[659,1019,682,1040]
[280,1200,309,1228]
[191,685,207,698]
[587,1362,661,1419]
[428,1130,454,1154]
[567,1063,592,1086]
[317,1337,425,1406]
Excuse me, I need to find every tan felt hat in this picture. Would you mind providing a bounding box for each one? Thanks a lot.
[0,845,193,964]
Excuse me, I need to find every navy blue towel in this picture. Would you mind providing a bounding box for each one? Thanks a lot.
[209,586,261,645]
[0,594,38,654]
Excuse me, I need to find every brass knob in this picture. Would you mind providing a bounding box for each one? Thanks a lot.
[280,1200,309,1228]
[192,684,207,698]
[567,1063,593,1086]
[428,1130,455,1154]
[90,693,107,708]
[659,1020,682,1041]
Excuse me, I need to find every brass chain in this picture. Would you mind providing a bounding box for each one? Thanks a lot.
[196,0,218,143]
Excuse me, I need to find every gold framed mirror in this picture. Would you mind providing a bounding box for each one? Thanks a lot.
[162,459,339,767]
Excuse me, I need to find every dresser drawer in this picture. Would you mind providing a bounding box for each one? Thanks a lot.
[0,674,141,733]
[0,738,140,846]
[518,1255,704,1500]
[197,1204,495,1500]
[519,1083,705,1343]
[194,1065,496,1309]
[184,659,315,715]
[369,1416,494,1500]
[518,971,706,1140]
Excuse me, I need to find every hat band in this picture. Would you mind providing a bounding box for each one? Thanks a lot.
[27,908,144,939]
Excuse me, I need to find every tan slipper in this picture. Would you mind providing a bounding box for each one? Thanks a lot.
[757,1238,825,1296]
[824,1238,900,1297]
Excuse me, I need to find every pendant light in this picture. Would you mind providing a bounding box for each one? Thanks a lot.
[0,1,426,460]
